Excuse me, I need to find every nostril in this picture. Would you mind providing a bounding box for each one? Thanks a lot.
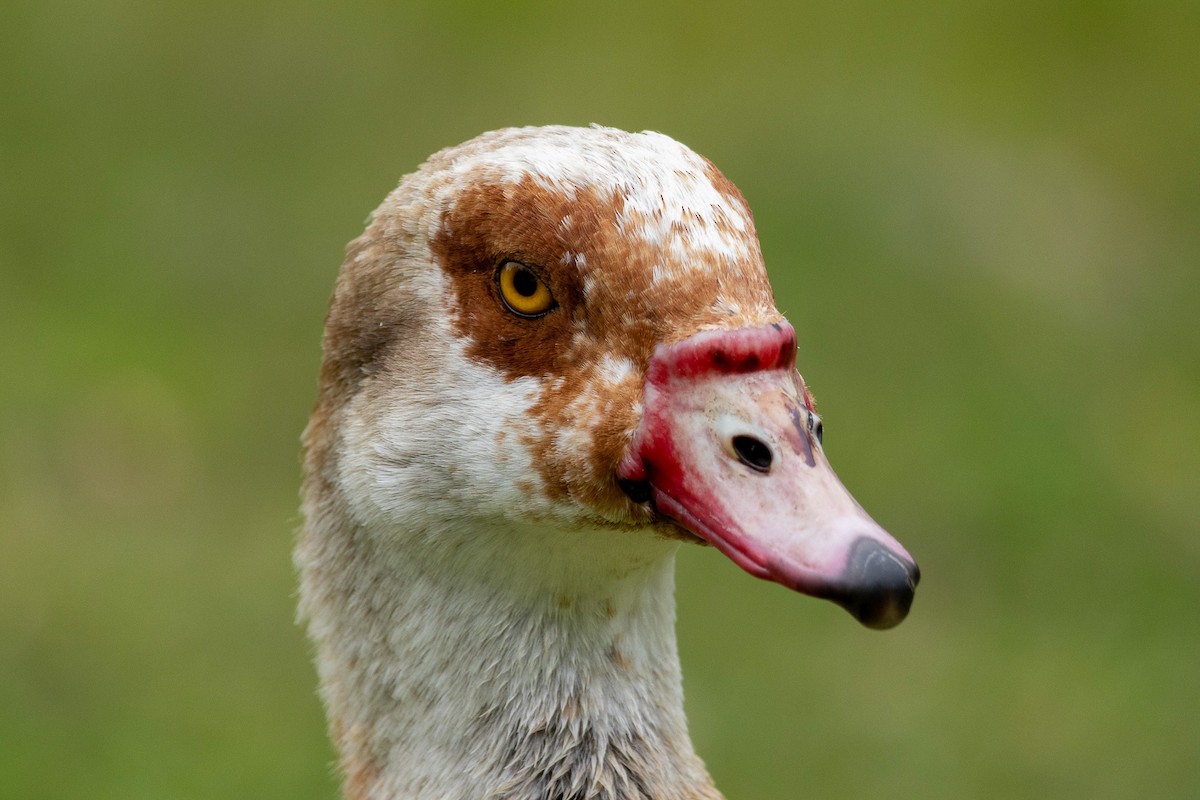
[731,435,772,473]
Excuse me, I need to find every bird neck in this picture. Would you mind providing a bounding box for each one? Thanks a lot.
[297,510,723,800]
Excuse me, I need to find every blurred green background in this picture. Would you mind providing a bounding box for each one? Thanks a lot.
[3,1,1198,798]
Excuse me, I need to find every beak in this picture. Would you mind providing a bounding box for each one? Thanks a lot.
[618,323,919,629]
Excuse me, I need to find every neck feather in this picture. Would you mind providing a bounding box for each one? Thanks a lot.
[297,505,723,800]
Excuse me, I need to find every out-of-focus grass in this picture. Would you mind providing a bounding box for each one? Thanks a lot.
[2,2,1197,798]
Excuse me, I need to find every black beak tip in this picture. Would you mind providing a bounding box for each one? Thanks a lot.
[832,537,921,630]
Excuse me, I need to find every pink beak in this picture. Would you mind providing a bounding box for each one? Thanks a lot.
[618,322,919,629]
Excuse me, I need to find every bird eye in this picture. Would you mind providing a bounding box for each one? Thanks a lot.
[497,261,555,318]
[806,411,824,446]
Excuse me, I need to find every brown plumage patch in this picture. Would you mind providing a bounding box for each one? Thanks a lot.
[334,719,383,800]
[608,644,632,672]
[701,156,754,223]
[431,173,781,518]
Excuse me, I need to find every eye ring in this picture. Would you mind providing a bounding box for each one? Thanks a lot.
[497,260,556,318]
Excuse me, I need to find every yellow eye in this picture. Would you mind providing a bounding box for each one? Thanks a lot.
[497,261,555,317]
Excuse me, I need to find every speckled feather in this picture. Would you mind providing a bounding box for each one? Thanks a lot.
[298,126,789,799]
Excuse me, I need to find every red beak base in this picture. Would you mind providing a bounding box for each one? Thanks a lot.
[618,323,919,630]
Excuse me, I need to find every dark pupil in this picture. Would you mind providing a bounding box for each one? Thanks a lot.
[732,435,772,472]
[512,268,538,297]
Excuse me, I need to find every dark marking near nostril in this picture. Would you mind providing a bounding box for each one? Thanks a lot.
[787,404,817,467]
[732,435,772,473]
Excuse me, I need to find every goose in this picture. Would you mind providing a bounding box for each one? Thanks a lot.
[297,124,919,800]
